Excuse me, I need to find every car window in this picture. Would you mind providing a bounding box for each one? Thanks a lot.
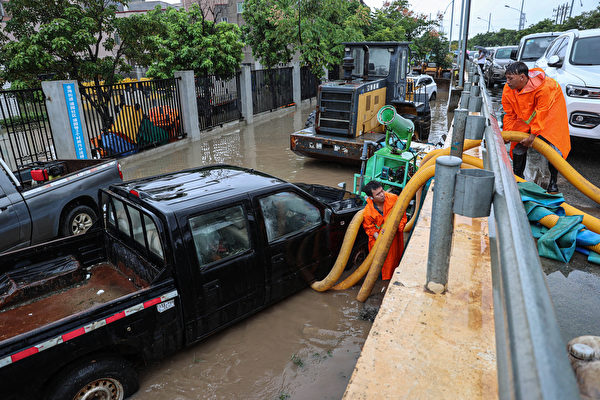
[113,198,131,236]
[259,192,321,242]
[189,205,251,267]
[495,48,513,59]
[522,36,555,61]
[571,36,600,65]
[144,214,163,258]
[556,37,570,59]
[126,204,145,247]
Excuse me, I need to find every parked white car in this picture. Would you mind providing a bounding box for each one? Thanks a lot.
[410,74,438,101]
[516,31,562,68]
[535,29,600,140]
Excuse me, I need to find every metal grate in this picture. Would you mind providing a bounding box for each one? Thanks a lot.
[195,73,242,131]
[0,88,55,172]
[251,68,294,115]
[80,78,185,158]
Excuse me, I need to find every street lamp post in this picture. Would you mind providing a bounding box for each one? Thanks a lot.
[477,14,491,32]
[505,2,526,30]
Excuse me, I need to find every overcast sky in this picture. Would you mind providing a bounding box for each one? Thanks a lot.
[363,0,598,39]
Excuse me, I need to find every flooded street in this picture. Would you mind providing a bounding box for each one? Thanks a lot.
[121,100,393,400]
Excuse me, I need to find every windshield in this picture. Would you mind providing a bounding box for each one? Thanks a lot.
[351,47,391,77]
[521,37,555,61]
[571,36,600,65]
[495,48,513,59]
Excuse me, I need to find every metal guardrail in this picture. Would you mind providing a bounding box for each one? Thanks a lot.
[466,62,581,399]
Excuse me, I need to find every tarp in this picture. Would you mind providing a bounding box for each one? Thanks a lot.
[518,181,600,264]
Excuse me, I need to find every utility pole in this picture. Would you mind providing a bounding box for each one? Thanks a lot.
[449,0,455,52]
[518,0,524,31]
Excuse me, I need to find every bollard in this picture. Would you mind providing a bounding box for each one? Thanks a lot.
[459,91,470,108]
[426,155,462,294]
[465,115,486,140]
[453,169,495,218]
[450,109,468,158]
[468,96,482,113]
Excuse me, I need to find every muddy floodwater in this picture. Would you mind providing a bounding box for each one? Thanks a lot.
[122,97,425,399]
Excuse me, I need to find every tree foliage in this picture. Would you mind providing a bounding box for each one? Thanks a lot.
[242,0,369,78]
[145,4,244,79]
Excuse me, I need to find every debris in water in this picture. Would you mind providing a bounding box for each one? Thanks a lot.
[359,306,379,322]
[97,289,105,295]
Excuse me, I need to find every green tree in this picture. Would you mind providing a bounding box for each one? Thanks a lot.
[242,0,369,78]
[0,0,162,132]
[367,0,436,43]
[145,4,244,79]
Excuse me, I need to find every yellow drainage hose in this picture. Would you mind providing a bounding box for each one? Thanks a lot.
[418,139,482,168]
[356,164,437,302]
[460,153,600,234]
[311,209,364,292]
[331,234,382,290]
[502,131,600,205]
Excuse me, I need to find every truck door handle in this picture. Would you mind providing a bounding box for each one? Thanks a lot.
[271,254,285,263]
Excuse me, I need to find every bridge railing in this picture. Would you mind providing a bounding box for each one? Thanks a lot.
[474,62,580,399]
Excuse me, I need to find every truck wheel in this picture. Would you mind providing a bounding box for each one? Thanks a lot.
[348,242,368,270]
[62,205,97,236]
[46,356,138,400]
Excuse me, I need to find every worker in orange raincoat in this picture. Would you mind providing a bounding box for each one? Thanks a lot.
[502,61,570,193]
[362,181,407,280]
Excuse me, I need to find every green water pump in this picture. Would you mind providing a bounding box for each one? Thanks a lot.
[376,105,415,152]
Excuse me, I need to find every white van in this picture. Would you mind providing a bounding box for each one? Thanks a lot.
[535,29,600,139]
[515,31,562,68]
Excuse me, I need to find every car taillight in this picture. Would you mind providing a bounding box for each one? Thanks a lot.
[117,163,123,180]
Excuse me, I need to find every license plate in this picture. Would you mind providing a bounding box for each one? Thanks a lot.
[157,299,175,313]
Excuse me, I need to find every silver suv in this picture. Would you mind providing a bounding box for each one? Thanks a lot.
[535,29,600,139]
[483,45,518,87]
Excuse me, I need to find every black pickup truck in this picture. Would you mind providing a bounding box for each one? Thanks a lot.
[0,165,366,400]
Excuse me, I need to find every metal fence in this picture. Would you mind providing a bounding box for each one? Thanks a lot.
[474,62,580,399]
[195,73,242,131]
[79,78,185,158]
[251,68,294,115]
[300,66,318,100]
[0,88,55,171]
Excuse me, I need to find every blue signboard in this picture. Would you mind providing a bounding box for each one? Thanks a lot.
[63,83,88,159]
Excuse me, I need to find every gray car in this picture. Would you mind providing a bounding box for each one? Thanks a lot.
[484,45,518,87]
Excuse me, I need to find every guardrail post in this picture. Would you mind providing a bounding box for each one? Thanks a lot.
[292,61,301,108]
[174,71,200,138]
[426,155,462,294]
[240,63,253,124]
[459,91,470,108]
[465,115,486,140]
[42,80,91,159]
[450,108,468,158]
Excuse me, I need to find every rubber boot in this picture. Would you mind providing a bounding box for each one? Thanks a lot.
[512,152,527,179]
[547,162,559,194]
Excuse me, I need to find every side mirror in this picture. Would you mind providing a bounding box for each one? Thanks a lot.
[547,55,563,68]
[510,49,518,60]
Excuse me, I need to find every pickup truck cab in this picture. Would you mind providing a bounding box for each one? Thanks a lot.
[0,165,366,400]
[0,157,123,253]
[534,29,600,139]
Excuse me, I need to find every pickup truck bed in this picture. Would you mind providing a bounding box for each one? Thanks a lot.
[0,262,142,342]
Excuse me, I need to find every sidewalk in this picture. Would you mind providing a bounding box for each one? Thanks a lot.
[343,151,497,399]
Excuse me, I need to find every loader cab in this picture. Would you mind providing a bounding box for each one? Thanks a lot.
[342,42,411,104]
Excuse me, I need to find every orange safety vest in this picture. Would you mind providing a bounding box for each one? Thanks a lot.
[362,192,407,280]
[501,68,571,159]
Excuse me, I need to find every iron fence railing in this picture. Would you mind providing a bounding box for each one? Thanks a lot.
[80,78,185,158]
[300,66,318,100]
[474,62,580,399]
[251,68,293,115]
[195,73,242,130]
[0,88,55,172]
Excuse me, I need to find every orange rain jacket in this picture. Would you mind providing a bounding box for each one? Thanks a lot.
[501,68,570,159]
[362,192,408,280]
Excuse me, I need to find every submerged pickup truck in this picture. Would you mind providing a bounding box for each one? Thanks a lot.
[0,157,123,253]
[0,165,366,400]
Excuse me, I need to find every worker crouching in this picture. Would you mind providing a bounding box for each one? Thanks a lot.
[362,181,408,280]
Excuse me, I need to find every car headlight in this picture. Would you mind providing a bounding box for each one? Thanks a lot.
[566,84,600,99]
